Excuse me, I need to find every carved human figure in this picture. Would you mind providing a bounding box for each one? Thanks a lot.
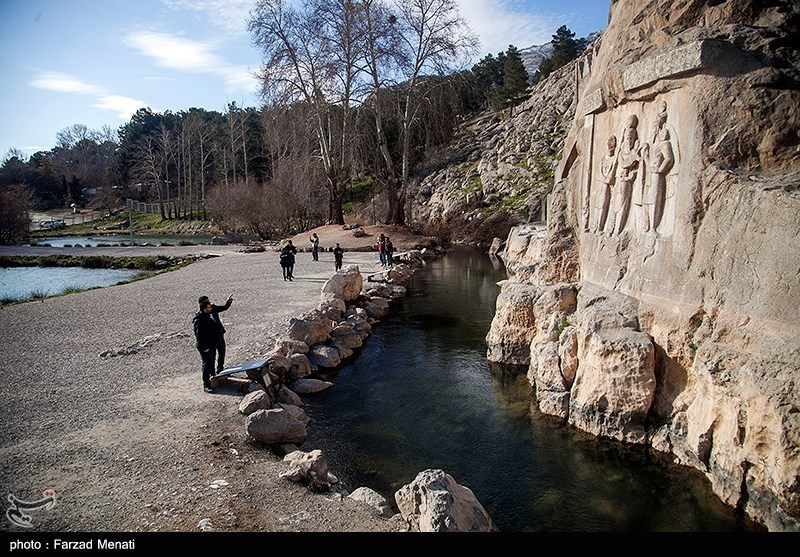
[642,128,674,232]
[611,124,640,236]
[597,135,617,233]
[651,100,667,143]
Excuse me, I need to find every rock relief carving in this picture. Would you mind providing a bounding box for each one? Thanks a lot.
[641,127,674,232]
[595,135,617,233]
[590,101,679,238]
[610,115,641,236]
[637,101,677,235]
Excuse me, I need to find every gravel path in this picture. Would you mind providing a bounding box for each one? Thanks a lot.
[0,244,407,533]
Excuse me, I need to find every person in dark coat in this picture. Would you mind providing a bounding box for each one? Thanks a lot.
[197,294,233,373]
[310,233,320,261]
[377,233,387,266]
[193,298,225,393]
[280,240,298,281]
[384,237,394,266]
[333,242,344,271]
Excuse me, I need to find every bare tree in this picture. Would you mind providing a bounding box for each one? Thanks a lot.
[157,124,175,218]
[373,0,478,224]
[249,0,362,224]
[130,135,165,209]
[0,184,32,244]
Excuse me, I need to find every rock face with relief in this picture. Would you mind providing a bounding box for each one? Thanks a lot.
[485,0,800,531]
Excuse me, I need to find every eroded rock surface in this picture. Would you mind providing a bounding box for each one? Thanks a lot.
[481,0,800,531]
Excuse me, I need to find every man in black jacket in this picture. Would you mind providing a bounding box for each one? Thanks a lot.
[193,299,221,393]
[197,294,233,374]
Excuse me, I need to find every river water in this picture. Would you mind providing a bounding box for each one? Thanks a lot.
[301,245,763,532]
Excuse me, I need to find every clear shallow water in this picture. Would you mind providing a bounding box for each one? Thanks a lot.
[32,234,212,247]
[0,267,140,300]
[301,246,763,532]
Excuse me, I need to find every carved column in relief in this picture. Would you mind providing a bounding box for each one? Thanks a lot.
[582,114,597,232]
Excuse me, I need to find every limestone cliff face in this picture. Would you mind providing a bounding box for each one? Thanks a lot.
[410,52,579,233]
[483,0,800,532]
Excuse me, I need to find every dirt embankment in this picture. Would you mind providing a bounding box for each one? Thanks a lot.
[287,224,438,252]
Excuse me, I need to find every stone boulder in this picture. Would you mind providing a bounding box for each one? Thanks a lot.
[307,344,342,369]
[288,353,312,380]
[238,390,272,415]
[344,313,372,336]
[331,341,354,361]
[245,407,307,445]
[394,469,498,532]
[264,354,292,381]
[280,449,339,487]
[289,378,334,394]
[330,323,364,350]
[318,294,347,321]
[286,315,333,347]
[277,403,310,426]
[348,487,395,519]
[321,265,363,302]
[274,339,309,355]
[276,385,303,406]
[362,296,390,319]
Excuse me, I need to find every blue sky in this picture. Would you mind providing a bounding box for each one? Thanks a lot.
[0,0,609,160]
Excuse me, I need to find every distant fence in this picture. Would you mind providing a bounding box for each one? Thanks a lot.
[126,199,161,214]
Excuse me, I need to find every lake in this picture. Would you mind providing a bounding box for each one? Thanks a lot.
[0,266,141,301]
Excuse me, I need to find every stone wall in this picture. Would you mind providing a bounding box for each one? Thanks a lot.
[485,0,800,532]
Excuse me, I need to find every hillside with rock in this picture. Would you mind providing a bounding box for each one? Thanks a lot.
[416,0,800,532]
[410,52,579,244]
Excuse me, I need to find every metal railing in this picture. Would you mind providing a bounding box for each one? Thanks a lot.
[125,199,161,214]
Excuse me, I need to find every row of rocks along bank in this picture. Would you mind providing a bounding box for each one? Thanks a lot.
[212,246,499,532]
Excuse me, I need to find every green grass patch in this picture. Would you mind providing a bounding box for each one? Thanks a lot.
[462,174,483,193]
[345,177,375,204]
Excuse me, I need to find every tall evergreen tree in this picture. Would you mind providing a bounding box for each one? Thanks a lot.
[67,175,83,206]
[534,25,584,83]
[489,45,530,113]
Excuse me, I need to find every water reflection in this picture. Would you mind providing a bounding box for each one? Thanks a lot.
[301,245,763,532]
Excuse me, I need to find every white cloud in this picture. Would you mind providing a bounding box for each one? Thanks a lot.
[124,29,258,94]
[29,72,105,95]
[216,66,260,94]
[93,95,148,119]
[161,0,254,34]
[458,0,558,57]
[30,71,147,120]
[123,31,225,72]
